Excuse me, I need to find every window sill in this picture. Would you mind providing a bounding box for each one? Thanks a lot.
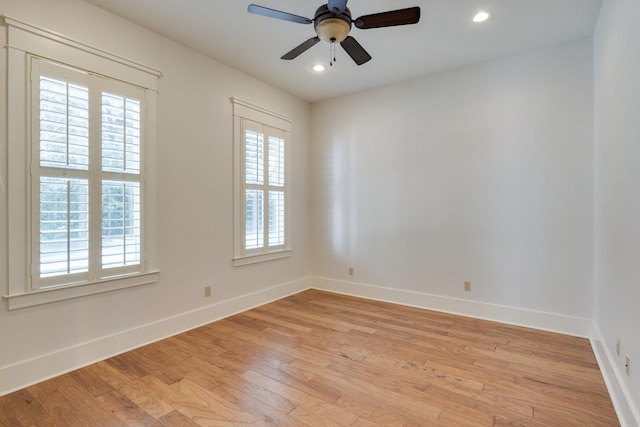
[233,250,292,267]
[3,271,159,310]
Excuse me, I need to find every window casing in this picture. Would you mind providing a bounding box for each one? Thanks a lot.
[232,98,291,266]
[4,17,160,309]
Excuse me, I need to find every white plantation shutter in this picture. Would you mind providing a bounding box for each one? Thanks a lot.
[100,88,143,272]
[232,98,291,265]
[267,132,286,247]
[242,120,287,252]
[102,92,141,173]
[35,62,91,287]
[39,177,90,278]
[244,125,264,186]
[102,180,141,269]
[39,76,90,170]
[32,58,147,289]
[245,188,264,250]
[244,122,265,250]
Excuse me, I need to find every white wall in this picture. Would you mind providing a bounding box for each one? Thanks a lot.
[593,0,640,424]
[0,0,311,395]
[311,39,594,334]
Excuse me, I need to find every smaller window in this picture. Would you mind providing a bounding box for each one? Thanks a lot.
[232,98,291,266]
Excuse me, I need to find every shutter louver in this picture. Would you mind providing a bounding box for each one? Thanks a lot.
[245,189,264,249]
[268,190,285,246]
[39,76,89,170]
[102,180,141,269]
[102,92,141,173]
[39,177,89,277]
[245,129,264,185]
[268,134,285,247]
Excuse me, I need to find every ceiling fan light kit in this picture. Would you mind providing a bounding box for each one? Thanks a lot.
[248,1,420,66]
[315,5,352,44]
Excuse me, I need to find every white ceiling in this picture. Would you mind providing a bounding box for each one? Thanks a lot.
[84,0,603,103]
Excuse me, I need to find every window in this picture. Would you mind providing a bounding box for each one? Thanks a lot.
[4,17,160,309]
[232,98,291,266]
[34,59,145,289]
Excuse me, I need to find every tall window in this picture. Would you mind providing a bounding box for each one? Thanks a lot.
[244,120,286,250]
[34,59,145,288]
[5,17,159,309]
[232,98,291,266]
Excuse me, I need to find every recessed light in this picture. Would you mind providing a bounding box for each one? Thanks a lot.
[312,64,326,72]
[473,11,490,23]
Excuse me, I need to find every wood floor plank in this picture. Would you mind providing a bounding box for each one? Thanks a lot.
[241,309,314,333]
[157,409,202,427]
[334,394,426,426]
[116,381,175,420]
[69,363,118,397]
[324,367,443,424]
[28,374,125,426]
[96,388,165,426]
[0,389,54,427]
[206,376,306,426]
[136,374,237,426]
[0,290,620,426]
[48,374,127,426]
[26,379,94,426]
[171,378,259,425]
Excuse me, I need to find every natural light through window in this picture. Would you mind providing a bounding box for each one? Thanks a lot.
[35,62,146,288]
[232,98,291,266]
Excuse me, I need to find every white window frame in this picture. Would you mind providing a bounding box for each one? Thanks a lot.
[3,16,160,309]
[231,98,292,266]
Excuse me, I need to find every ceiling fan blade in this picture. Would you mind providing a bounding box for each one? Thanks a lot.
[340,36,372,65]
[281,36,321,60]
[354,7,421,29]
[327,0,348,14]
[247,4,312,25]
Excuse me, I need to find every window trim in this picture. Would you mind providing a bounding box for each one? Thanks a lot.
[231,97,292,266]
[3,16,160,309]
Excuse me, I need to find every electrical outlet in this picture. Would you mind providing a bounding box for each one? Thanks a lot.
[348,267,354,276]
[204,286,211,297]
[464,281,471,292]
[616,339,621,356]
[626,356,631,377]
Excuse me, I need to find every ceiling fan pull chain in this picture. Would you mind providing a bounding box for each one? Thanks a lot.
[330,43,334,66]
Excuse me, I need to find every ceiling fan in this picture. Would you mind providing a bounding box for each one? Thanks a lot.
[247,0,421,66]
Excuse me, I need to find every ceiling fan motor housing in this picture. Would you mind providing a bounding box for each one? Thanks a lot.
[314,5,352,44]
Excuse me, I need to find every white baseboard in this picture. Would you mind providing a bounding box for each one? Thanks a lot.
[591,323,640,427]
[0,276,312,397]
[311,277,592,337]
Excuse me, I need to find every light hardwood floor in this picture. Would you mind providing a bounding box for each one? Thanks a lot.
[0,289,619,426]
